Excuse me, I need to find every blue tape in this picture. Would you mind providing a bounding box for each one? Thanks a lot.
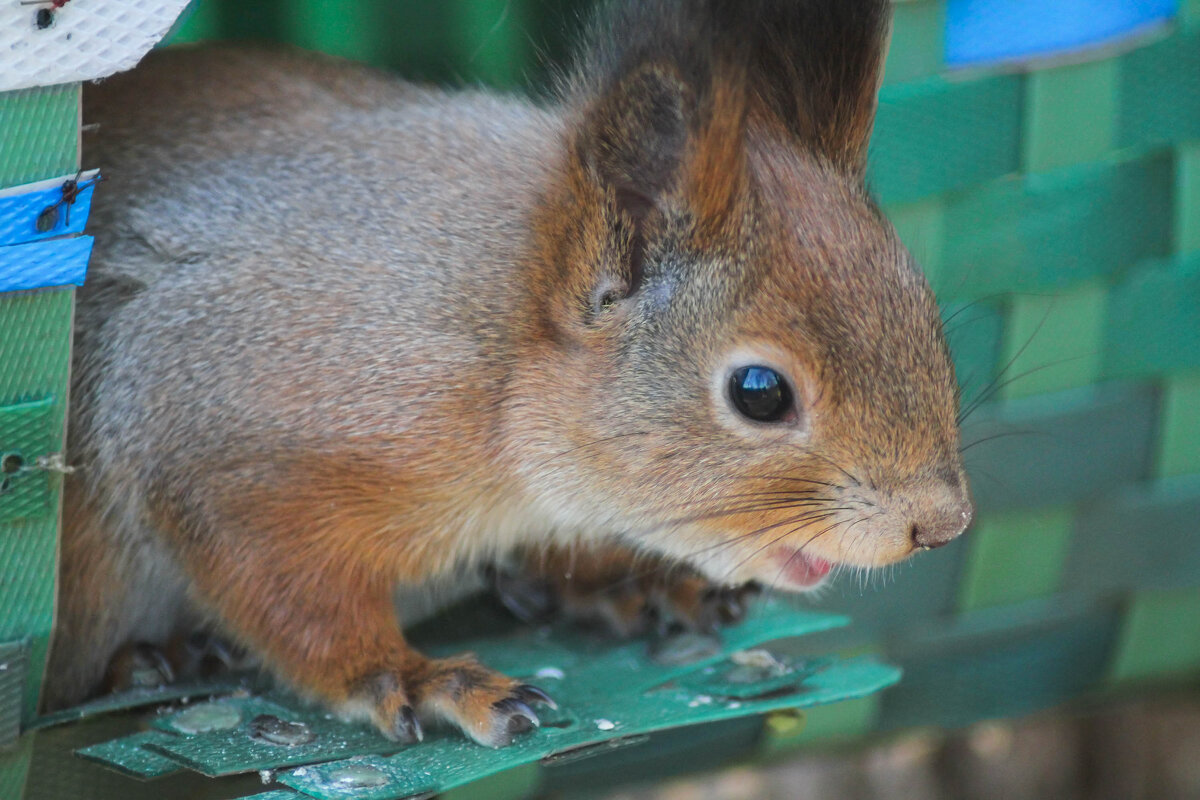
[946,0,1178,67]
[0,237,94,294]
[0,172,98,247]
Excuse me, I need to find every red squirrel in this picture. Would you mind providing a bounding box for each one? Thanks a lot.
[47,0,972,747]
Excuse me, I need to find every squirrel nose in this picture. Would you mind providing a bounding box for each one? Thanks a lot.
[910,493,973,550]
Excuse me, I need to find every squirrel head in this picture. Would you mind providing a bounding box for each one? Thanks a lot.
[518,0,971,590]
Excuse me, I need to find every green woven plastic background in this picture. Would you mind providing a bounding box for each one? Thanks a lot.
[0,82,79,800]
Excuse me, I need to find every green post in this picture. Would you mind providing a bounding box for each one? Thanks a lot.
[0,82,81,798]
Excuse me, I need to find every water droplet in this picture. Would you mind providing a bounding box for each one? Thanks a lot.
[535,666,564,680]
[169,702,241,734]
[648,631,721,666]
[248,714,317,746]
[594,718,616,731]
[326,763,389,788]
[725,648,790,683]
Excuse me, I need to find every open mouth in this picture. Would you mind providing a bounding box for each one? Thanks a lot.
[768,546,833,589]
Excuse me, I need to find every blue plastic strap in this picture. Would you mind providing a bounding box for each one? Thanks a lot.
[0,236,94,293]
[0,171,99,247]
[946,0,1178,67]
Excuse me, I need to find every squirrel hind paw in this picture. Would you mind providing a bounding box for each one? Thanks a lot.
[492,554,760,639]
[101,641,176,694]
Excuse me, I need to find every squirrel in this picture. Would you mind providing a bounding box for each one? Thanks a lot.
[45,0,972,747]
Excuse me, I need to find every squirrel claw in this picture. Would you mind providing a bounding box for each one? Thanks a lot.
[390,704,424,744]
[711,582,761,627]
[513,683,557,710]
[492,697,540,733]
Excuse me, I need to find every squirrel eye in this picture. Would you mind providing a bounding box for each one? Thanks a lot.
[728,366,793,423]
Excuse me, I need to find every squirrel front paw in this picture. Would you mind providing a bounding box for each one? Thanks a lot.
[494,545,760,638]
[352,656,556,748]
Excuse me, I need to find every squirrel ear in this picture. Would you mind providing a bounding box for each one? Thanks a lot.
[576,65,689,225]
[572,65,693,302]
[741,0,890,173]
[571,1,890,179]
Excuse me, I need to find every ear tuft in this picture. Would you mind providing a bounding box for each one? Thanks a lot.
[568,0,891,175]
[577,65,689,221]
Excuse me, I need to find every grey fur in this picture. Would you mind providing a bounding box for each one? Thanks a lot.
[54,46,562,705]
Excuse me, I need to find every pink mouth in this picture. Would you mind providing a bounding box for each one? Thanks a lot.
[769,547,833,589]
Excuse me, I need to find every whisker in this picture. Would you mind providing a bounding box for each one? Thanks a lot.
[581,506,846,595]
[956,304,1054,423]
[958,355,1090,423]
[716,507,852,584]
[807,453,863,488]
[642,497,836,531]
[958,429,1045,454]
[754,475,843,489]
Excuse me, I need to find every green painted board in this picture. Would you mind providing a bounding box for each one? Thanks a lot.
[145,696,405,778]
[72,600,900,799]
[76,730,186,779]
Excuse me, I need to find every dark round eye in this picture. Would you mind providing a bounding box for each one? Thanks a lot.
[728,366,793,423]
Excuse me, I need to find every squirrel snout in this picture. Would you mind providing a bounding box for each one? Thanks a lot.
[909,487,973,551]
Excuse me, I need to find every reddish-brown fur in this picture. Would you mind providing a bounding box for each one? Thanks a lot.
[48,0,971,747]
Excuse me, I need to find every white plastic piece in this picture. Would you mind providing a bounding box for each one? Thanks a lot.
[1,0,192,92]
